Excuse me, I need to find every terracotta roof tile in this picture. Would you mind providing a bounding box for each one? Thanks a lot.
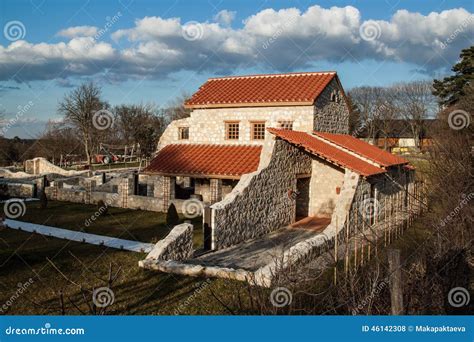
[313,132,408,167]
[267,128,386,177]
[185,72,336,108]
[143,144,262,178]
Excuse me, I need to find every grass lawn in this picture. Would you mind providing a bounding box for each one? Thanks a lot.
[17,201,203,246]
[0,227,248,315]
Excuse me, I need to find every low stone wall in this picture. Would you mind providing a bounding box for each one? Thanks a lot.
[127,195,163,212]
[145,223,194,261]
[211,139,312,250]
[24,157,87,176]
[0,182,36,198]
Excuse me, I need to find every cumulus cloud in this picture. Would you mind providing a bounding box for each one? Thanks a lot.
[214,10,236,26]
[0,5,472,82]
[57,25,99,38]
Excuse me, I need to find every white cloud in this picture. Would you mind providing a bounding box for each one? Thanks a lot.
[0,5,472,82]
[57,25,98,38]
[214,10,236,26]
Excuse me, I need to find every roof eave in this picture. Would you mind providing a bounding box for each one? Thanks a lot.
[184,101,315,109]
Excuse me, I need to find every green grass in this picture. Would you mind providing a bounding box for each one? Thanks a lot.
[0,227,246,315]
[18,201,202,246]
[0,201,245,315]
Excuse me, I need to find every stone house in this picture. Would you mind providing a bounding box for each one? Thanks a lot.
[142,71,415,252]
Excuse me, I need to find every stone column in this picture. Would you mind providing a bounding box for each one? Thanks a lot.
[119,177,134,208]
[162,176,175,211]
[85,179,96,204]
[210,178,222,204]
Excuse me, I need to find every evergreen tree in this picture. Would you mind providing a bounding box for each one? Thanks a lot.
[433,46,474,106]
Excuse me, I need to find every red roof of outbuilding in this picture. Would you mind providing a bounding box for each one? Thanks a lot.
[185,72,336,109]
[313,132,408,167]
[267,128,386,177]
[143,144,262,178]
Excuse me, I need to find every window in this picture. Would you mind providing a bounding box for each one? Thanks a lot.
[330,89,341,103]
[251,121,266,140]
[278,120,293,130]
[178,127,189,140]
[225,122,240,140]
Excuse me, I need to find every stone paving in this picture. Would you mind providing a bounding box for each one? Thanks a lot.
[188,228,319,271]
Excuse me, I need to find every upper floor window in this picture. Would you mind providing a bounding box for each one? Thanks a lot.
[225,121,240,140]
[330,89,341,103]
[278,120,293,130]
[251,121,266,140]
[178,126,189,140]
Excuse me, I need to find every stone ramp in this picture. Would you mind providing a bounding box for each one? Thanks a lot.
[139,227,321,285]
[189,228,318,271]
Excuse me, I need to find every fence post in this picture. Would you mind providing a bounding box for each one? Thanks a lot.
[388,249,404,315]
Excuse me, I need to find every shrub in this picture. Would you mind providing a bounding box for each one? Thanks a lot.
[39,191,48,209]
[97,200,108,216]
[166,203,180,227]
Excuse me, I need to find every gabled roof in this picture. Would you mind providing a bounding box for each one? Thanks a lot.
[313,132,408,167]
[267,128,386,177]
[185,71,337,109]
[142,144,262,178]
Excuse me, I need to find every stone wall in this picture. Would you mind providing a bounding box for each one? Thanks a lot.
[308,159,345,217]
[254,169,360,286]
[145,223,194,261]
[157,106,314,150]
[211,139,312,249]
[343,165,414,237]
[24,158,87,176]
[313,78,350,134]
[0,182,36,198]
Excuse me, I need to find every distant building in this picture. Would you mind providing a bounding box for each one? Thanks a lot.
[358,119,439,153]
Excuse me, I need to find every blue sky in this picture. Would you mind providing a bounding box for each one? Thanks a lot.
[0,0,473,138]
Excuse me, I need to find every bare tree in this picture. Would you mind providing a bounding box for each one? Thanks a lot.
[392,81,437,150]
[58,82,107,166]
[348,86,387,141]
[114,103,165,157]
[163,92,191,123]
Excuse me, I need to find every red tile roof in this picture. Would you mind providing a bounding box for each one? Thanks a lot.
[267,128,386,177]
[143,144,262,178]
[313,132,408,167]
[185,72,337,108]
